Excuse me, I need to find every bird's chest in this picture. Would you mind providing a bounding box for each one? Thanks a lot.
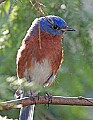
[32,34,63,65]
[37,35,63,75]
[25,36,63,85]
[26,59,52,86]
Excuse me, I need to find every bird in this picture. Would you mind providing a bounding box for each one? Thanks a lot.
[16,15,75,120]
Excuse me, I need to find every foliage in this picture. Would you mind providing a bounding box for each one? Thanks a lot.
[0,0,93,119]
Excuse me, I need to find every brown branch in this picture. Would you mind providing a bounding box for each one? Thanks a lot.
[0,0,6,4]
[1,96,93,110]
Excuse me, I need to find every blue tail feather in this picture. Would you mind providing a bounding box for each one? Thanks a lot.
[19,105,35,120]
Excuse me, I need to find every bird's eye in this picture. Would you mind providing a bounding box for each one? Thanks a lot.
[52,25,59,30]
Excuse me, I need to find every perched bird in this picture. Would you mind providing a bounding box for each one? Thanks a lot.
[16,15,75,120]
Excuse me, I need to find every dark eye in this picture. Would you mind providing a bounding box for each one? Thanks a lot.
[52,25,59,30]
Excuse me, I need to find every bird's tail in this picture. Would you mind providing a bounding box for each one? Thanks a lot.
[15,89,35,120]
[19,105,35,120]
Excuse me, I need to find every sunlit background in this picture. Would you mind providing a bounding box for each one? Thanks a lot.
[0,0,93,119]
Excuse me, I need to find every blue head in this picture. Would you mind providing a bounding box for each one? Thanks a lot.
[29,15,75,36]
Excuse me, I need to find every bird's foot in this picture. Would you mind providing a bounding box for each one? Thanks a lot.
[44,92,52,107]
[29,93,37,105]
[29,92,40,105]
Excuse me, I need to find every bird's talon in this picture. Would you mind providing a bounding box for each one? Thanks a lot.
[29,93,37,105]
[44,93,52,107]
[30,96,36,105]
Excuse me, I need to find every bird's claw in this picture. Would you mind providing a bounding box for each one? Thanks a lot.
[29,93,37,105]
[29,93,40,105]
[44,92,52,107]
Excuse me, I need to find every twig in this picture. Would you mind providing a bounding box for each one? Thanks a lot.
[29,0,55,49]
[1,96,93,110]
[29,0,54,25]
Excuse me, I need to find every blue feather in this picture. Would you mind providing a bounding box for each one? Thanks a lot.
[27,15,67,36]
[19,105,35,120]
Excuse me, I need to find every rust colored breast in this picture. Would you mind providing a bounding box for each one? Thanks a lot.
[17,31,64,79]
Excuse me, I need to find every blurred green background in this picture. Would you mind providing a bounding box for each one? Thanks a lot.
[0,0,93,119]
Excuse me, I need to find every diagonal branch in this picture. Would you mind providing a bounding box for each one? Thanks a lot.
[1,96,93,110]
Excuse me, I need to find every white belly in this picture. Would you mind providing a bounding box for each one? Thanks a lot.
[24,59,55,86]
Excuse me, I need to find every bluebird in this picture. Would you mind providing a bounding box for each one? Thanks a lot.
[16,15,75,120]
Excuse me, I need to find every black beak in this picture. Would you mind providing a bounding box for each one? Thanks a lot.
[61,26,75,32]
[66,26,75,31]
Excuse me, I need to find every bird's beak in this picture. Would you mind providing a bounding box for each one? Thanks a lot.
[61,26,75,32]
[65,26,75,31]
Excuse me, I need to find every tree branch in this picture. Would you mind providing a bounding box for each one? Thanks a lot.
[1,96,93,110]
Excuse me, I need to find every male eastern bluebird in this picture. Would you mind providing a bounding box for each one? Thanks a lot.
[16,15,75,120]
